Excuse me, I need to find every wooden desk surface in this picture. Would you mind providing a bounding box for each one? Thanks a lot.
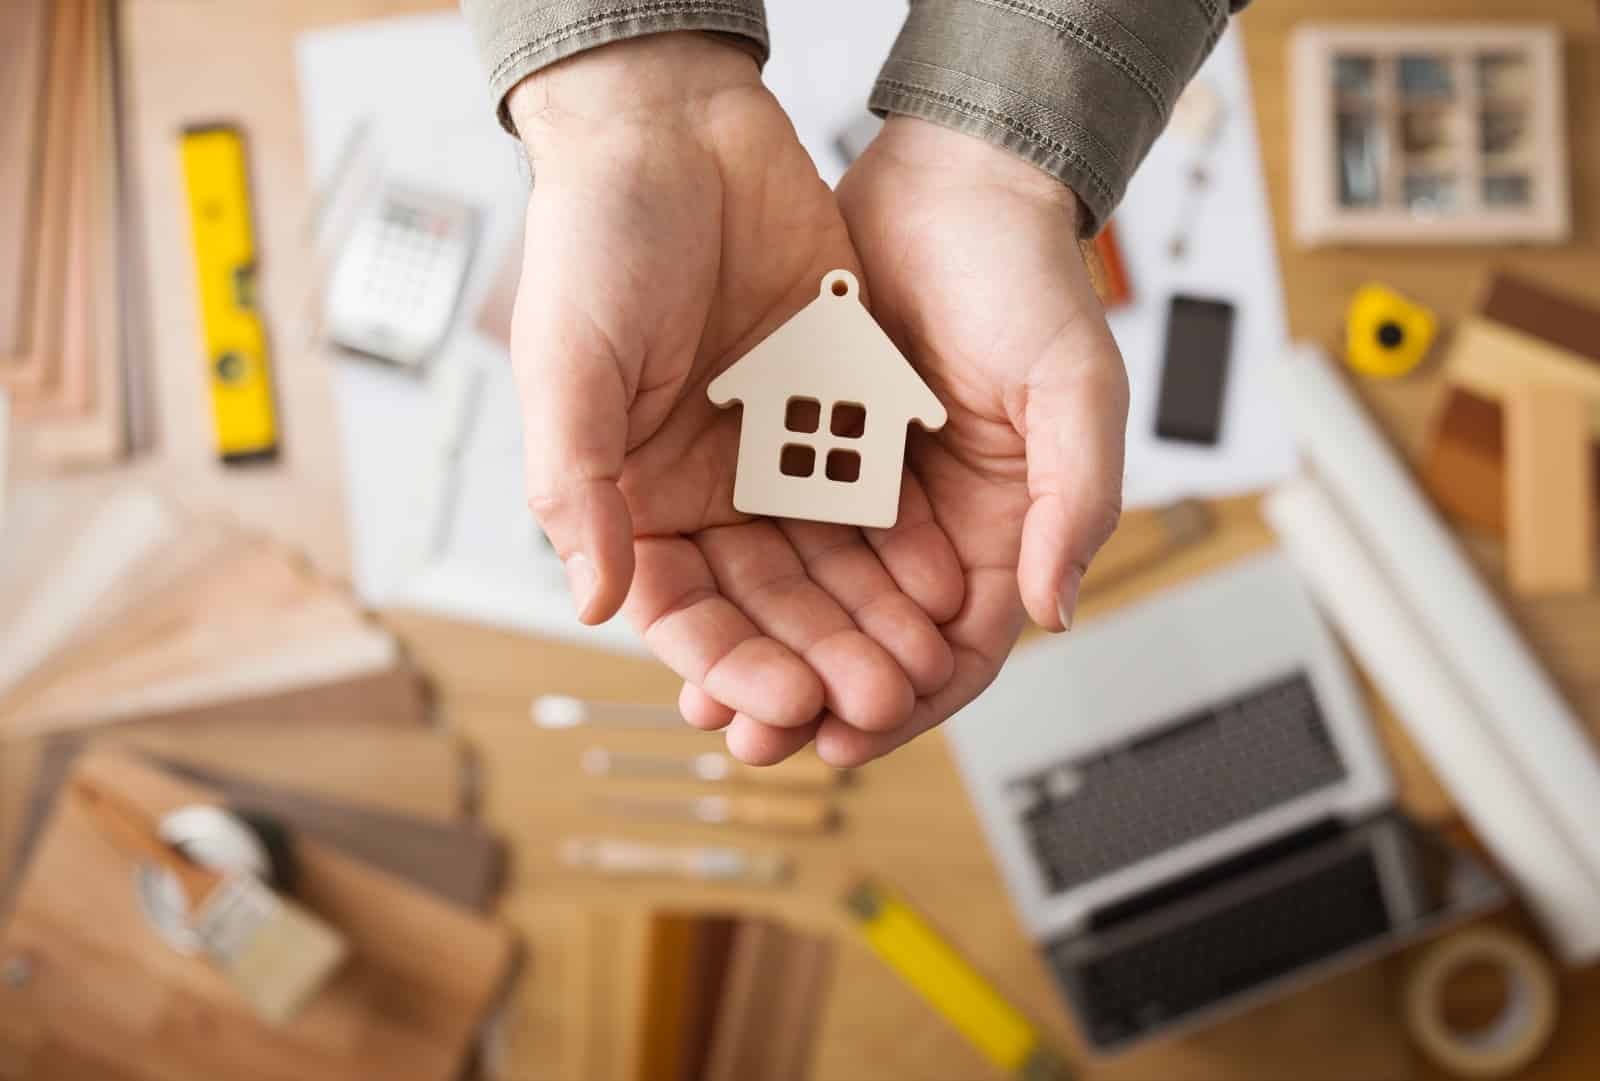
[109,1,1600,1079]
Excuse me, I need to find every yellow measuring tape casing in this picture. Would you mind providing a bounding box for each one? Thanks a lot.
[1345,282,1439,380]
[845,879,1073,1081]
[179,124,278,463]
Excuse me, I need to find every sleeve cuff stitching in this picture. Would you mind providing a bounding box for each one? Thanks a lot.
[967,0,1170,113]
[489,2,765,86]
[1190,0,1227,50]
[874,78,1116,204]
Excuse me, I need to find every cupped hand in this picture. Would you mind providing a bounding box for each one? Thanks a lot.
[508,36,963,760]
[811,115,1131,766]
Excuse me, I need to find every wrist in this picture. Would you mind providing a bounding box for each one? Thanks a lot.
[874,115,1082,226]
[508,32,760,151]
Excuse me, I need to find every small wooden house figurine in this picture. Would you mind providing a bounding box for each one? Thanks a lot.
[708,270,946,529]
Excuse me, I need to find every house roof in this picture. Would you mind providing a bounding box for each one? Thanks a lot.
[707,272,947,430]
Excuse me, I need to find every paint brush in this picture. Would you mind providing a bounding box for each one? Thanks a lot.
[74,776,348,1026]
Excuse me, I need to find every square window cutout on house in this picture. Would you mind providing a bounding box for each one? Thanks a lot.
[826,449,861,483]
[786,397,821,434]
[781,444,817,478]
[830,402,866,438]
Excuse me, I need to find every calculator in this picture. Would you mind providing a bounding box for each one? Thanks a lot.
[324,184,477,372]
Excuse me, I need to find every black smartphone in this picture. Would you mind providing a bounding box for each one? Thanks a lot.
[1154,295,1236,446]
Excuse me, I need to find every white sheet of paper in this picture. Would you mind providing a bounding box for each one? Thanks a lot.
[297,15,640,652]
[1105,32,1298,507]
[296,11,1292,643]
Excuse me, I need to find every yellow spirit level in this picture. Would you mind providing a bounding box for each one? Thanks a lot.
[179,124,278,463]
[844,879,1074,1081]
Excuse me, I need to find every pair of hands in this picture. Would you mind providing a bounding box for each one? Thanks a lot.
[509,33,1128,767]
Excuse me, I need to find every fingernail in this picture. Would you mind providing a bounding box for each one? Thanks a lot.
[564,553,597,615]
[1057,567,1084,632]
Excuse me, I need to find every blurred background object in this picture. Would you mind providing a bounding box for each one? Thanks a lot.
[1,1,1598,1080]
[1291,24,1570,247]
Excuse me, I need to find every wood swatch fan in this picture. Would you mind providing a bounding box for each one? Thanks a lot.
[0,482,420,739]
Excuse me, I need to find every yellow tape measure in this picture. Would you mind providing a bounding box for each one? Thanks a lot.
[179,124,278,464]
[845,879,1073,1081]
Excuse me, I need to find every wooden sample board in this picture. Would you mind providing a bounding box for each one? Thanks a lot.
[2,0,128,469]
[0,0,50,356]
[0,705,459,913]
[0,753,513,1081]
[9,739,496,911]
[0,484,417,740]
[1506,382,1596,593]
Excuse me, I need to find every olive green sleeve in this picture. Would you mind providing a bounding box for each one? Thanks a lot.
[459,0,768,131]
[871,0,1250,232]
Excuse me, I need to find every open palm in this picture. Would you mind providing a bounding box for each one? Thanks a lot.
[812,117,1131,766]
[509,39,961,759]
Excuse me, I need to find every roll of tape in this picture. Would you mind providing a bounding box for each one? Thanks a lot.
[1405,929,1558,1079]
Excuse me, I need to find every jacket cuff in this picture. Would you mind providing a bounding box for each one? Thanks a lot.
[870,0,1229,234]
[462,2,769,134]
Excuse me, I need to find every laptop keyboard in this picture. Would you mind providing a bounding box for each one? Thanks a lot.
[1047,843,1391,1050]
[1011,671,1347,894]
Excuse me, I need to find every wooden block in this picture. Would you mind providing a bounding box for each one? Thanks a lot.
[1420,385,1600,538]
[1506,382,1595,595]
[0,753,515,1081]
[1479,273,1600,368]
[1446,308,1600,436]
[1421,386,1508,535]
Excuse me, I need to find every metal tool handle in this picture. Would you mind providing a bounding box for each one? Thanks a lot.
[725,794,837,831]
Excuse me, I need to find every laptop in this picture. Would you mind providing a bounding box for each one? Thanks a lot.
[945,552,1503,1053]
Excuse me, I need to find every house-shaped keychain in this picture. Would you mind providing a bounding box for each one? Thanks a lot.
[708,270,946,529]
